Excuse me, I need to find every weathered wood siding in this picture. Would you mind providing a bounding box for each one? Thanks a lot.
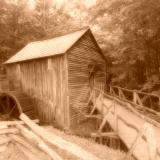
[67,30,106,126]
[6,55,69,128]
[6,29,106,129]
[6,63,21,91]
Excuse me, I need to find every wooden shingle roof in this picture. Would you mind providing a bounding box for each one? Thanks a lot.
[5,28,89,64]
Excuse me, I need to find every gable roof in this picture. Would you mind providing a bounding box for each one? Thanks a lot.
[5,28,89,64]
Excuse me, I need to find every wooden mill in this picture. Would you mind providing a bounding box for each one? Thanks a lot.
[4,28,106,128]
[1,27,160,160]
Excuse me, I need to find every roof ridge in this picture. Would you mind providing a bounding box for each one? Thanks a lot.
[29,27,89,45]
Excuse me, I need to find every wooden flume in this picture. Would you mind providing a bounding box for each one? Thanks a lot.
[87,87,160,160]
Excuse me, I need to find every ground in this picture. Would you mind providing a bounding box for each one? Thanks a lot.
[0,124,127,160]
[44,125,126,160]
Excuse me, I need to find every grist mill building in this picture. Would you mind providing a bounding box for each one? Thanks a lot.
[5,28,106,128]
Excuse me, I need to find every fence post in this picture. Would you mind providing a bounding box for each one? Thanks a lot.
[133,92,137,104]
[133,92,143,106]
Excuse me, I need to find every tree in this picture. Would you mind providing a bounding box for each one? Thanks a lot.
[87,0,160,90]
[1,0,159,91]
[0,0,47,65]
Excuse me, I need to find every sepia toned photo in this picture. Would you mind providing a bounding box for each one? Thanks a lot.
[0,0,160,160]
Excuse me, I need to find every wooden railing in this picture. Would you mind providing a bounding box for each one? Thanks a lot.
[92,87,160,159]
[108,85,160,113]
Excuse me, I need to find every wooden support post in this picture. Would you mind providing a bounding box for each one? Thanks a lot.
[98,100,115,132]
[137,94,143,106]
[98,114,108,132]
[133,92,143,106]
[90,93,102,115]
[133,92,137,104]
[118,88,126,99]
[110,87,116,95]
[86,90,93,107]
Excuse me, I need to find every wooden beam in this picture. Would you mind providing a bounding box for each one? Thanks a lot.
[85,114,103,119]
[17,124,62,160]
[20,113,101,160]
[91,132,119,139]
[0,128,19,135]
[98,101,114,132]
[123,125,145,160]
[90,93,102,115]
[0,137,10,145]
[111,85,159,99]
[15,143,42,160]
[86,91,94,107]
[10,134,50,160]
[0,119,39,127]
[94,88,160,127]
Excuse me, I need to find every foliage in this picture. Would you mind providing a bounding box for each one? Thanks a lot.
[87,0,160,91]
[0,0,47,64]
[0,0,88,63]
[0,0,159,91]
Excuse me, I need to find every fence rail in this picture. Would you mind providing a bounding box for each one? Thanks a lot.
[108,85,160,113]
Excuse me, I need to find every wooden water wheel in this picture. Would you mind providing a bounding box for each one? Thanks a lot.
[0,91,36,120]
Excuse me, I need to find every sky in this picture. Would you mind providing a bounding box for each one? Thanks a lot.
[28,0,36,10]
[83,0,97,8]
[27,0,97,10]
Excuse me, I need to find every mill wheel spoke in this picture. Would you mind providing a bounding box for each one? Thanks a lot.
[0,98,6,113]
[8,104,16,116]
[5,96,11,114]
[7,96,9,110]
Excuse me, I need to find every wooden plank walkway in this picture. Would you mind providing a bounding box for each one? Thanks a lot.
[90,88,160,160]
